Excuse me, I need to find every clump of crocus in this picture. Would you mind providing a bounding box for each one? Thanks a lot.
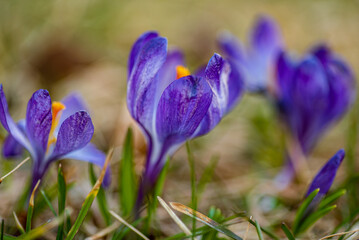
[0,85,109,189]
[127,31,243,204]
[218,15,283,92]
[274,45,355,181]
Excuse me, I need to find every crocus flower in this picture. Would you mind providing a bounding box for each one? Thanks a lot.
[218,15,283,92]
[274,45,355,185]
[127,31,243,202]
[275,45,355,156]
[0,85,109,189]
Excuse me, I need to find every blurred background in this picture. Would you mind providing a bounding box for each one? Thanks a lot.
[0,0,358,237]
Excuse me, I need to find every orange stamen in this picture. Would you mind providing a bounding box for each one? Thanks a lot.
[47,102,66,150]
[176,65,191,79]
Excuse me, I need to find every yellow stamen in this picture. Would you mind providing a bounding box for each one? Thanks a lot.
[47,101,66,150]
[176,65,191,79]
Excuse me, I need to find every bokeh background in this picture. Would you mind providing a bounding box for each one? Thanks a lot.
[0,0,359,238]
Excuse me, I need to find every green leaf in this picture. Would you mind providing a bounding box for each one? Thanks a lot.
[57,164,67,240]
[65,149,113,240]
[119,127,136,216]
[254,220,264,240]
[318,189,346,210]
[89,163,111,225]
[296,205,336,235]
[292,188,319,234]
[281,223,295,240]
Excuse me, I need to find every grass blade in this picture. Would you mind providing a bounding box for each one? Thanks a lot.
[109,210,149,240]
[26,180,40,232]
[292,188,319,234]
[40,190,57,217]
[186,142,197,238]
[89,163,111,225]
[254,220,264,240]
[119,127,136,216]
[0,157,30,184]
[281,223,295,240]
[19,208,72,240]
[170,202,243,240]
[65,149,113,240]
[12,212,25,234]
[85,222,120,240]
[157,196,193,237]
[57,164,67,240]
[197,156,218,198]
[247,218,279,240]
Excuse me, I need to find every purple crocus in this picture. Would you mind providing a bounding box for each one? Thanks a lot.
[275,45,355,156]
[0,85,109,189]
[274,45,355,185]
[127,31,243,202]
[218,15,283,92]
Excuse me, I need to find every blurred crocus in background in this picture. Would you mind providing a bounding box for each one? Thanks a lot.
[274,45,355,184]
[0,85,109,190]
[218,15,283,92]
[127,31,243,206]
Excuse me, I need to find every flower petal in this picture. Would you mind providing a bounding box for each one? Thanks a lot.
[52,111,94,158]
[127,36,168,134]
[249,15,283,56]
[128,31,159,76]
[306,149,345,197]
[217,31,244,62]
[59,93,89,126]
[0,84,33,155]
[155,75,213,150]
[25,89,52,158]
[286,55,329,153]
[157,49,185,92]
[2,120,26,158]
[63,143,111,187]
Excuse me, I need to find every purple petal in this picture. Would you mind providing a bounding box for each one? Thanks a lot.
[288,56,329,153]
[59,93,89,126]
[52,111,94,158]
[249,15,283,56]
[2,120,26,158]
[63,143,111,187]
[128,31,159,76]
[193,54,232,137]
[0,84,34,155]
[25,89,52,158]
[306,149,345,197]
[217,31,244,62]
[155,75,213,148]
[275,51,294,97]
[226,59,244,112]
[157,49,185,85]
[127,36,168,134]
